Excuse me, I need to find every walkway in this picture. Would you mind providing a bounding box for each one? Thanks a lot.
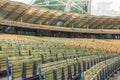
[109,71,120,80]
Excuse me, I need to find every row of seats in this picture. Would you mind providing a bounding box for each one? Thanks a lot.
[0,37,119,80]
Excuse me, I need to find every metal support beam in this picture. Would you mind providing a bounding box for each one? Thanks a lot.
[24,9,39,22]
[0,2,9,13]
[33,10,49,24]
[4,5,20,19]
[14,6,31,21]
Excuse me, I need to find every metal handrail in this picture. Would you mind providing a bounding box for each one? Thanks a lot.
[0,19,119,33]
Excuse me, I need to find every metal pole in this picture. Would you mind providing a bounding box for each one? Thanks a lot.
[64,0,74,12]
[87,0,92,14]
[38,64,42,80]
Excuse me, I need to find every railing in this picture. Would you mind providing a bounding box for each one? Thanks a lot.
[0,19,119,34]
[0,19,40,28]
[86,57,120,80]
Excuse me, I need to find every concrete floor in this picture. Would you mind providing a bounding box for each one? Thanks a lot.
[0,77,7,80]
[109,71,120,80]
[1,71,120,80]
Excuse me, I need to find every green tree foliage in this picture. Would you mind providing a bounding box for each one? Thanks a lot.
[34,0,44,4]
[34,0,87,14]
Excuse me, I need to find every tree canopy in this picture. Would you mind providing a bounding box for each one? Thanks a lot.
[34,0,87,14]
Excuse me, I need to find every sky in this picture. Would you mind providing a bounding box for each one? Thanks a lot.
[11,0,34,4]
[92,0,120,11]
[11,0,120,16]
[92,0,120,16]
